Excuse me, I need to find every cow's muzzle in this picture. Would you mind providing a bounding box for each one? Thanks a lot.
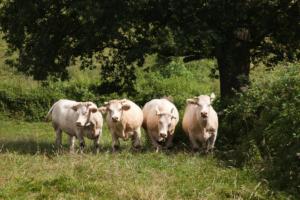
[112,116,120,122]
[76,122,84,127]
[201,112,208,118]
[159,132,167,139]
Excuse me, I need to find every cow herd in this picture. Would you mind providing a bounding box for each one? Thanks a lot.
[46,93,218,153]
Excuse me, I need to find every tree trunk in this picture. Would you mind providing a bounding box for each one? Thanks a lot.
[216,40,250,101]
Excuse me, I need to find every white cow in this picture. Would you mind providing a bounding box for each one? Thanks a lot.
[46,99,103,153]
[182,93,218,153]
[142,98,179,151]
[99,99,143,152]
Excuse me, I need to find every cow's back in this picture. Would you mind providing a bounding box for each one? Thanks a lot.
[207,107,218,130]
[51,99,79,135]
[90,111,103,129]
[182,104,199,134]
[182,104,218,134]
[143,99,179,131]
[121,100,143,129]
[142,99,159,131]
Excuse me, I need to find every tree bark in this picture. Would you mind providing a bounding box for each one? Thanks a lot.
[216,40,250,101]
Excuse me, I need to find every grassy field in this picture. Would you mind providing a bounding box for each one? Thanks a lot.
[0,34,296,199]
[0,118,292,200]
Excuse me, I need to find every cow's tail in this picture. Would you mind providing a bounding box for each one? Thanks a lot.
[45,102,57,121]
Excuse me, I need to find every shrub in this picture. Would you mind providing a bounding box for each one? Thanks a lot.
[0,56,219,123]
[219,63,300,193]
[133,58,218,110]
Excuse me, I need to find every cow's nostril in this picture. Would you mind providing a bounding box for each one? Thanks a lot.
[112,117,118,122]
[201,112,208,117]
[159,133,167,138]
[76,122,82,127]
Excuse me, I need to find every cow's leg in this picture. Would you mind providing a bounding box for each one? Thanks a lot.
[93,136,100,154]
[201,140,208,153]
[148,132,162,152]
[55,128,62,148]
[132,128,142,149]
[207,131,217,153]
[166,133,174,149]
[94,129,102,154]
[189,132,200,151]
[76,131,85,153]
[111,132,120,152]
[69,135,76,153]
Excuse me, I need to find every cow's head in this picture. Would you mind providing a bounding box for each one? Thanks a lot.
[186,93,216,120]
[71,102,98,127]
[99,99,130,123]
[156,106,177,142]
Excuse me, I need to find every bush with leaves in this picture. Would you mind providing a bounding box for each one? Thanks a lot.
[133,58,218,110]
[220,63,300,194]
[0,58,219,121]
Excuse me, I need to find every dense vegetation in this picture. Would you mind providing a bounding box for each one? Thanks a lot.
[0,48,218,121]
[219,63,300,195]
[0,0,299,198]
[0,1,299,98]
[1,36,300,198]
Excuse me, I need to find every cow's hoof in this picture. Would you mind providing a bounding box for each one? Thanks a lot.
[112,145,120,153]
[132,146,142,153]
[155,146,162,153]
[69,149,75,154]
[133,144,141,150]
[94,148,100,154]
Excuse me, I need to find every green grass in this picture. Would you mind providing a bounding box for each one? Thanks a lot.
[0,119,292,199]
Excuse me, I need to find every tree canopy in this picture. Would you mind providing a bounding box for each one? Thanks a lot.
[0,0,299,98]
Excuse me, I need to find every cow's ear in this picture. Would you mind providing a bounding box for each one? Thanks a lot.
[210,93,216,102]
[98,106,107,114]
[87,102,98,113]
[89,107,98,113]
[122,104,131,111]
[72,103,81,111]
[186,99,197,104]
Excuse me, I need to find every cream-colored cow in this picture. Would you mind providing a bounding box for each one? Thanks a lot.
[99,99,143,152]
[142,98,179,151]
[46,99,103,153]
[182,93,218,152]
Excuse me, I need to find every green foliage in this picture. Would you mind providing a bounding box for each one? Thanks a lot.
[220,63,300,194]
[1,1,299,98]
[134,57,218,110]
[0,42,219,121]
